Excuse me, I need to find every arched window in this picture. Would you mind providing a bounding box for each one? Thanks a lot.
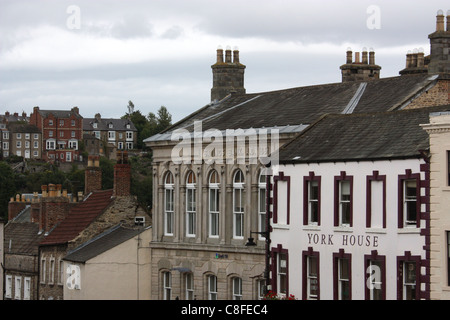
[164,172,174,235]
[208,170,220,238]
[258,172,267,238]
[233,169,245,238]
[186,171,196,237]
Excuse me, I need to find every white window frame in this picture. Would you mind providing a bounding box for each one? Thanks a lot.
[164,172,174,236]
[308,180,319,225]
[258,172,266,238]
[403,179,418,227]
[108,131,115,140]
[403,261,417,300]
[185,273,194,300]
[232,277,243,300]
[208,171,220,238]
[186,171,196,237]
[278,252,287,296]
[208,275,218,300]
[307,255,319,300]
[163,271,172,300]
[5,275,12,298]
[339,180,351,227]
[126,131,133,140]
[338,258,350,300]
[233,170,245,239]
[14,276,22,300]
[24,277,31,300]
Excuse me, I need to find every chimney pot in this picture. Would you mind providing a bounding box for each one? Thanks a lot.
[362,48,368,64]
[369,49,375,65]
[216,46,224,63]
[225,46,232,63]
[355,52,360,63]
[436,10,445,31]
[346,48,353,64]
[447,10,450,31]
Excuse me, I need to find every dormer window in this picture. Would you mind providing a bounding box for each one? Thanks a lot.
[109,123,113,129]
[93,123,98,129]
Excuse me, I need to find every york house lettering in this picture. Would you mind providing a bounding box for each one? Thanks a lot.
[307,232,379,247]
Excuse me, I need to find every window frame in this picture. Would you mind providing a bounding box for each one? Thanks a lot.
[185,171,197,237]
[233,169,245,239]
[232,277,243,300]
[208,274,218,300]
[164,172,175,236]
[334,172,353,227]
[397,252,421,300]
[162,271,172,300]
[303,172,321,226]
[302,247,320,300]
[271,244,288,297]
[333,249,352,300]
[398,170,421,228]
[208,170,220,238]
[364,250,386,300]
[258,171,267,238]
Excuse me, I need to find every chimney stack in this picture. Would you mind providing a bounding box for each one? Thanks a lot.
[113,151,131,197]
[85,155,102,194]
[211,45,246,102]
[400,48,428,75]
[427,10,450,76]
[340,47,381,82]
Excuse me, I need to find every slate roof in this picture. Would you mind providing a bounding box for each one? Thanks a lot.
[277,105,450,164]
[40,189,114,246]
[37,109,82,119]
[8,123,41,134]
[63,224,149,263]
[145,74,440,142]
[4,222,44,255]
[83,118,137,131]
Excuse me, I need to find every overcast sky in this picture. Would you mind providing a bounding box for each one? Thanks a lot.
[0,0,448,123]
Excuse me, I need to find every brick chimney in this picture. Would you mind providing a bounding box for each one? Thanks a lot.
[113,151,131,197]
[8,194,27,221]
[40,184,71,234]
[85,155,102,194]
[211,45,246,102]
[340,47,381,82]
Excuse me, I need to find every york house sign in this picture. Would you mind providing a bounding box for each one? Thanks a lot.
[307,232,379,248]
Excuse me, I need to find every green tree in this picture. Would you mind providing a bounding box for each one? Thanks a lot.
[0,161,17,220]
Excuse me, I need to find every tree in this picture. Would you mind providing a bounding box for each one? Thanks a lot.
[0,161,17,220]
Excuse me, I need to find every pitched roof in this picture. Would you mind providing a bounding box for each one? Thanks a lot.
[145,74,439,142]
[4,222,44,255]
[83,118,137,131]
[40,189,114,246]
[277,105,450,164]
[63,224,149,263]
[37,109,82,119]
